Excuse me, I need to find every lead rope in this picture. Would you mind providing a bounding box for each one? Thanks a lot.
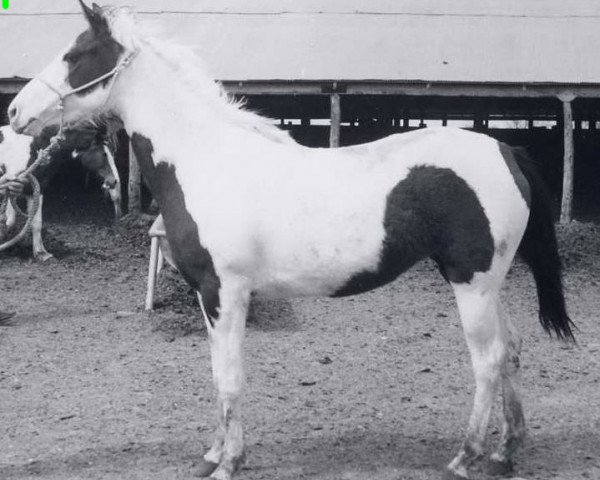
[0,133,65,252]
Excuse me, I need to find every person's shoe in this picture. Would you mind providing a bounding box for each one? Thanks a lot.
[0,310,16,325]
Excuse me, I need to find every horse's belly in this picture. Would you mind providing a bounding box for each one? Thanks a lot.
[253,268,347,298]
[245,174,397,297]
[252,234,385,298]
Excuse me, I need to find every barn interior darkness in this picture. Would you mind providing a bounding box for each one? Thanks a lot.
[2,92,600,221]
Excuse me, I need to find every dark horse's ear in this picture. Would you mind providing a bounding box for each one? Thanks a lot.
[78,0,109,35]
[92,3,104,16]
[78,0,95,23]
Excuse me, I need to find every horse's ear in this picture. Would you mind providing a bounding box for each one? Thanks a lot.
[78,0,108,34]
[78,0,95,23]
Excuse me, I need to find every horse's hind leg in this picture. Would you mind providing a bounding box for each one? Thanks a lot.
[444,281,507,480]
[486,312,526,475]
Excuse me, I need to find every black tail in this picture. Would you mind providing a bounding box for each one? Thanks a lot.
[512,147,575,341]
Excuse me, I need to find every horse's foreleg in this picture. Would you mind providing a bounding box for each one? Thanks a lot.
[29,195,53,262]
[487,312,526,475]
[444,284,507,480]
[196,280,250,480]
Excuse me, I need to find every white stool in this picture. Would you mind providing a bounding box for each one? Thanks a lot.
[145,215,206,318]
[145,215,167,311]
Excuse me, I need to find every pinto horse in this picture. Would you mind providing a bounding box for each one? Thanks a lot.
[8,3,574,479]
[0,124,121,260]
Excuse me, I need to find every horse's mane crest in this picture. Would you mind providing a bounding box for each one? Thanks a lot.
[104,6,293,145]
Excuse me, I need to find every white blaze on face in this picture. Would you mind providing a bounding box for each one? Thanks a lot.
[8,48,71,135]
[9,46,112,136]
[103,145,120,187]
[102,145,122,218]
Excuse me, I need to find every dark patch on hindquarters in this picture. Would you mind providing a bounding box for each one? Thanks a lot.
[130,133,221,322]
[64,2,124,94]
[498,143,531,207]
[333,166,494,296]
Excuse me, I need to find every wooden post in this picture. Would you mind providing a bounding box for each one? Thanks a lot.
[559,93,575,224]
[128,138,142,215]
[145,237,160,311]
[473,111,484,131]
[329,93,341,148]
[403,113,409,129]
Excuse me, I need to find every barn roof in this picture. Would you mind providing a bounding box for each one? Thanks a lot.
[1,0,600,86]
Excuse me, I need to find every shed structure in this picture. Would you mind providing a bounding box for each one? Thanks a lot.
[2,0,600,221]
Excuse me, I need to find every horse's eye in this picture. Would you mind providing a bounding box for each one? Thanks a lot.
[63,51,81,63]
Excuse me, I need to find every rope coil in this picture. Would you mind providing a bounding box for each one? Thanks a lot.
[0,133,65,252]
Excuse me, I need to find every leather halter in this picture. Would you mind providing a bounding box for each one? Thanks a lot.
[34,50,137,132]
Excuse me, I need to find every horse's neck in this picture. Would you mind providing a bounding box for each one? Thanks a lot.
[112,49,240,165]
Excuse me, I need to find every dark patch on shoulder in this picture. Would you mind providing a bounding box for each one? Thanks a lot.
[0,129,4,144]
[131,133,221,321]
[63,12,124,94]
[499,143,531,207]
[333,165,495,296]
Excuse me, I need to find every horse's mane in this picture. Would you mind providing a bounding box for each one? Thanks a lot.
[104,6,294,145]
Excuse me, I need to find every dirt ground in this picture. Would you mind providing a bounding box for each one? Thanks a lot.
[0,197,599,480]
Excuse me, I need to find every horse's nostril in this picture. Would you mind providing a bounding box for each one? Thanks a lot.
[8,105,18,121]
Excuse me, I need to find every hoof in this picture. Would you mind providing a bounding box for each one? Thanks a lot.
[193,459,219,478]
[486,457,514,476]
[441,468,469,480]
[208,452,245,480]
[34,252,54,262]
[210,467,233,480]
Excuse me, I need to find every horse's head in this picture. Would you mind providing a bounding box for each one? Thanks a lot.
[8,1,133,136]
[76,143,114,187]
